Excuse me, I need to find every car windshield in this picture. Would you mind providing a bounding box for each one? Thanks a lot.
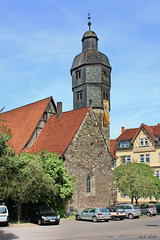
[39,207,54,213]
[99,208,109,213]
[0,207,7,214]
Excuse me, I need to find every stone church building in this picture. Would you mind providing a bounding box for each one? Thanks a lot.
[0,23,116,212]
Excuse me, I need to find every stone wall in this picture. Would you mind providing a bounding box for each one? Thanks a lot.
[64,108,116,213]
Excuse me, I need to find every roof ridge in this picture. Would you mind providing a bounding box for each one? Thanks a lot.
[61,106,90,114]
[0,96,53,115]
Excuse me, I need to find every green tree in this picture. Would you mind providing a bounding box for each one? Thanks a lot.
[113,162,159,204]
[0,153,56,222]
[37,151,76,216]
[152,176,160,200]
[0,107,12,156]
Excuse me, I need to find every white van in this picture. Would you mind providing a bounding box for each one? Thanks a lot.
[0,205,9,225]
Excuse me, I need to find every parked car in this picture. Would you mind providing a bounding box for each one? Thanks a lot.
[0,205,9,226]
[155,204,160,214]
[148,202,160,215]
[29,206,60,225]
[116,204,141,219]
[109,207,126,220]
[139,204,157,216]
[75,207,111,222]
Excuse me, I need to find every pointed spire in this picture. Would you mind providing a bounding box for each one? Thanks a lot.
[88,12,91,30]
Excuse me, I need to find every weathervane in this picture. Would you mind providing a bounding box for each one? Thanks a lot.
[88,12,91,30]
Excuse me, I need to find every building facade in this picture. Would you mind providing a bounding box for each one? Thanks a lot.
[111,124,160,203]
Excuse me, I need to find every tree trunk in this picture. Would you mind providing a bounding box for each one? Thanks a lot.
[17,202,21,223]
[131,196,133,204]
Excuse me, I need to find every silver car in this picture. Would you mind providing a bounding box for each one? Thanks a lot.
[109,207,126,220]
[116,204,141,219]
[75,207,111,222]
[140,204,157,216]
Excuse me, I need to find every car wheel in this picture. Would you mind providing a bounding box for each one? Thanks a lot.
[38,219,42,225]
[120,218,124,220]
[128,213,134,219]
[76,214,81,221]
[92,216,98,222]
[105,220,109,222]
[146,212,151,217]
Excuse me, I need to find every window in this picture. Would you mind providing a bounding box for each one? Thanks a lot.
[76,70,81,80]
[140,154,150,163]
[121,156,131,164]
[155,170,160,179]
[87,175,91,193]
[120,141,129,148]
[102,91,108,100]
[140,138,148,147]
[76,91,83,101]
[89,208,96,213]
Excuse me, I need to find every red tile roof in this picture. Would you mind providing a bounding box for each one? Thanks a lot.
[153,124,160,136]
[0,97,54,153]
[117,128,138,141]
[29,107,89,155]
[110,139,116,158]
[117,123,160,143]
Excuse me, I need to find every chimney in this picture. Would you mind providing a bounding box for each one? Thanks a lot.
[121,126,125,133]
[57,102,62,119]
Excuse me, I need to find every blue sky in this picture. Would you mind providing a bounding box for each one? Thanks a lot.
[1,0,160,139]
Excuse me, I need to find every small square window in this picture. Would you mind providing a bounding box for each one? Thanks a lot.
[140,138,148,147]
[140,154,150,163]
[127,156,131,162]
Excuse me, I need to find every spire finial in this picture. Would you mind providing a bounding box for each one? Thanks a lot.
[88,12,91,30]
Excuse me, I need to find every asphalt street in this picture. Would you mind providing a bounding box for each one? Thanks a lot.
[0,216,160,240]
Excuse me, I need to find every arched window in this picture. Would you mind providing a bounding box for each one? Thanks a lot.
[86,175,91,193]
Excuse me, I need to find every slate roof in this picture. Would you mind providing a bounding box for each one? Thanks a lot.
[0,97,54,153]
[29,107,89,155]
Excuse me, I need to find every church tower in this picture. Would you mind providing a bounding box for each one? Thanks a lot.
[71,15,111,146]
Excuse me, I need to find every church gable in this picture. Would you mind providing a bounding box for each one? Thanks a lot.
[64,108,114,212]
[0,97,56,153]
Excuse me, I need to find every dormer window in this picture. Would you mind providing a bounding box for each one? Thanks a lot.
[140,138,148,147]
[76,70,81,80]
[119,140,129,148]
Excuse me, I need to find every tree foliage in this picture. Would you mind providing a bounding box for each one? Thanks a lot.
[113,162,160,204]
[0,154,56,222]
[0,150,76,221]
[0,113,76,220]
[0,124,12,157]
